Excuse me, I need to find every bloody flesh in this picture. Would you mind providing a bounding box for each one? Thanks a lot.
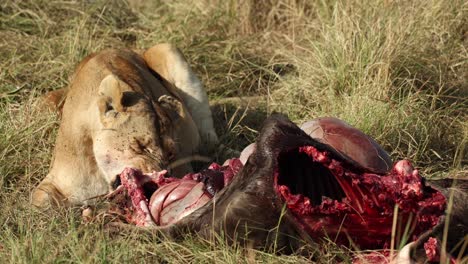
[115,159,242,227]
[117,149,445,250]
[112,115,447,253]
[274,146,446,249]
[424,237,440,262]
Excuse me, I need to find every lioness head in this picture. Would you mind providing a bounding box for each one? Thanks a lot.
[32,48,201,207]
[93,74,179,184]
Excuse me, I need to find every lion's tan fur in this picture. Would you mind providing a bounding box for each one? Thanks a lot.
[32,44,218,208]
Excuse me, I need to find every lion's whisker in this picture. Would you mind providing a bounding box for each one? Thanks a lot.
[167,155,212,170]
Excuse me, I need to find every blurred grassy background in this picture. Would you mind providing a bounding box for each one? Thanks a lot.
[0,0,466,262]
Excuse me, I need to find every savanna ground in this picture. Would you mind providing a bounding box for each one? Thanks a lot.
[0,0,466,263]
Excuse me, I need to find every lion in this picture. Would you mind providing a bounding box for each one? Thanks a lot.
[31,43,218,208]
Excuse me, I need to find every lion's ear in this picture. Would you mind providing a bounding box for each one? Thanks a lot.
[98,75,132,112]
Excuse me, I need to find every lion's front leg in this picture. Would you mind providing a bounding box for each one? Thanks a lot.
[31,178,67,208]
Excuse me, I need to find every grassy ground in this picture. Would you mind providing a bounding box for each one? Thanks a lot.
[0,0,466,262]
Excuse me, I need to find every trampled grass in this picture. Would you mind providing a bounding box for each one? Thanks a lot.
[0,0,466,262]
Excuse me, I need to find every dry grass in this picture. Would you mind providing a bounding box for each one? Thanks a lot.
[0,0,466,262]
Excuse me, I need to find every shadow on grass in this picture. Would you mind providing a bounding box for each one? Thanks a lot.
[191,98,268,171]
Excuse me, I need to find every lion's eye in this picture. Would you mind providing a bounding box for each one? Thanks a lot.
[104,102,118,118]
[105,102,114,113]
